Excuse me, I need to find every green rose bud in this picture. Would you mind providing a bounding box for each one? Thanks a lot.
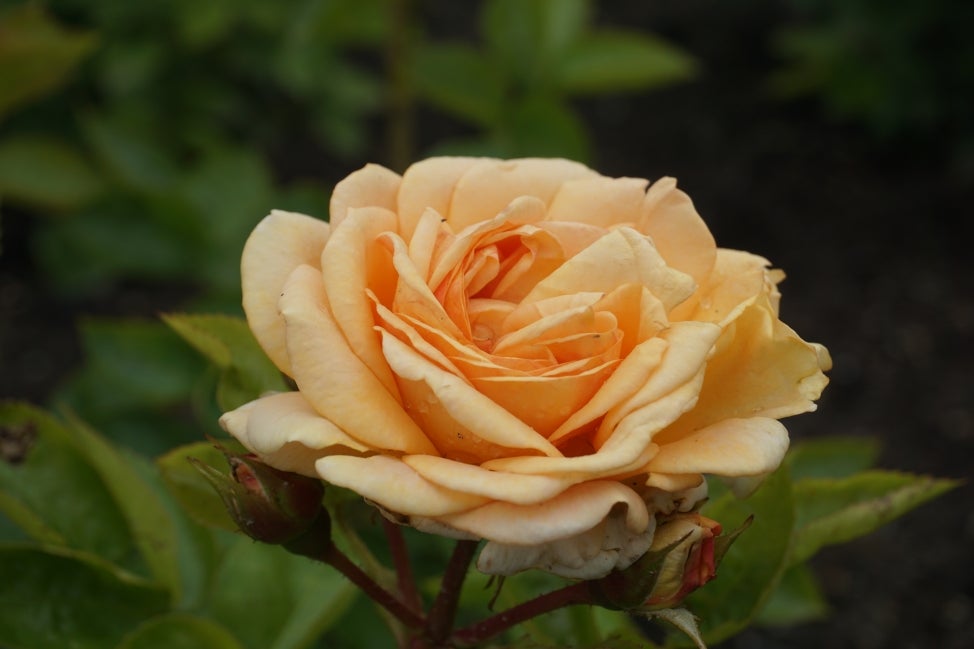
[191,448,326,544]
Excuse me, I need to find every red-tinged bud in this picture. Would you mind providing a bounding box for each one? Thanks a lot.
[190,450,326,544]
[590,512,729,612]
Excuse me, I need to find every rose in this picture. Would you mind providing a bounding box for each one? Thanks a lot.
[220,157,830,579]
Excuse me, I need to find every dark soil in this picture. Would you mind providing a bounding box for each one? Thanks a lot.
[2,1,972,648]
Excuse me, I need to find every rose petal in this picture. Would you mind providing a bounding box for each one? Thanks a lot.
[397,157,487,239]
[241,210,330,375]
[281,264,438,455]
[522,227,695,312]
[439,480,650,545]
[403,455,576,505]
[329,163,401,229]
[220,391,368,476]
[638,177,716,285]
[669,249,770,325]
[321,206,401,396]
[316,455,489,516]
[380,329,563,460]
[448,158,596,230]
[547,176,649,228]
[647,417,789,477]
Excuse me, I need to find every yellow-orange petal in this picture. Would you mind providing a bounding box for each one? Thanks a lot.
[440,480,650,545]
[241,210,330,375]
[403,455,576,505]
[315,455,489,516]
[329,163,401,229]
[647,417,789,477]
[380,330,563,459]
[397,157,487,239]
[638,177,716,285]
[280,264,438,455]
[321,206,401,396]
[219,392,368,476]
[547,176,648,228]
[448,158,596,230]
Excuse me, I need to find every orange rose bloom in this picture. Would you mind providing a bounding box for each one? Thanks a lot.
[220,158,830,579]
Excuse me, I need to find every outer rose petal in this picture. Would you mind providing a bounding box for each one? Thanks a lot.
[647,417,790,477]
[397,157,488,239]
[241,210,330,375]
[280,264,438,455]
[329,163,401,229]
[638,177,716,286]
[220,391,369,476]
[316,455,489,516]
[547,176,649,228]
[448,158,597,229]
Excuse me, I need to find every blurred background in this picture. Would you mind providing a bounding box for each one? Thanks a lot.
[1,0,972,647]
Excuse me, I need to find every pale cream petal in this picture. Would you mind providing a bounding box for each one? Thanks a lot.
[380,330,563,459]
[440,480,650,545]
[403,455,576,505]
[219,392,368,476]
[638,177,716,285]
[329,163,401,229]
[647,417,789,477]
[397,157,487,239]
[241,210,330,375]
[669,248,769,325]
[321,206,400,396]
[280,264,438,455]
[448,158,596,230]
[547,176,649,228]
[522,227,695,312]
[315,455,489,516]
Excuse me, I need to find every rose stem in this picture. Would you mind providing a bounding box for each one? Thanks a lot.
[382,518,423,613]
[285,515,425,629]
[425,539,479,643]
[385,0,414,172]
[451,581,593,647]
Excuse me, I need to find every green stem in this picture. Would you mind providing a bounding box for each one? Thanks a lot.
[452,581,593,646]
[385,0,414,172]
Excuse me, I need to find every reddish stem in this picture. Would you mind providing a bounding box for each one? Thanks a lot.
[425,540,479,643]
[451,581,594,647]
[383,518,423,613]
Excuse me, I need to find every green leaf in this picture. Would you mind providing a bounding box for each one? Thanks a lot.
[65,413,184,601]
[157,441,242,532]
[755,563,828,627]
[0,5,97,120]
[118,613,245,649]
[81,113,178,192]
[501,95,590,161]
[0,402,143,573]
[205,535,358,649]
[0,135,105,210]
[0,544,167,649]
[790,471,958,565]
[412,43,504,126]
[680,466,794,645]
[162,313,287,411]
[786,435,881,480]
[558,31,698,95]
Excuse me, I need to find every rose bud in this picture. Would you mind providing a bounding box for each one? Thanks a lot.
[590,512,722,611]
[191,450,326,544]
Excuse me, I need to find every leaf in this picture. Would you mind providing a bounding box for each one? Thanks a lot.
[0,135,105,210]
[65,414,185,601]
[679,466,794,645]
[80,113,178,192]
[412,43,504,126]
[754,563,828,627]
[0,402,144,574]
[786,435,881,480]
[205,535,358,649]
[790,471,958,565]
[0,544,167,649]
[0,5,96,120]
[558,30,698,95]
[501,95,590,161]
[118,613,245,649]
[643,608,706,649]
[162,313,288,411]
[157,441,242,532]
